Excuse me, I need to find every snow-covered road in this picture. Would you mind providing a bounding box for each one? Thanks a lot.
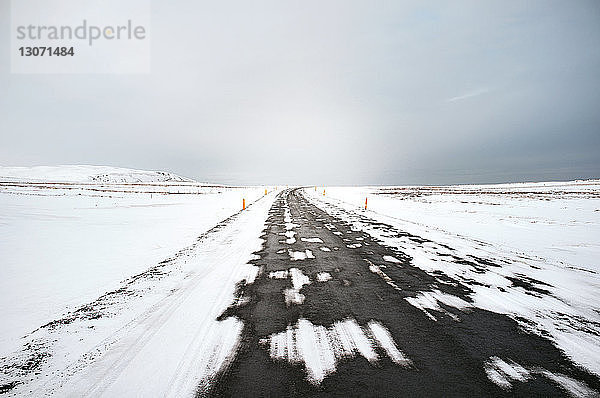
[208,188,599,397]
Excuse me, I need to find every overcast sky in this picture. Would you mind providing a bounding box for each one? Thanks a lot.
[1,1,599,185]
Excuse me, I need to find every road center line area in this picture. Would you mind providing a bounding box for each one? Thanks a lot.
[1,188,598,397]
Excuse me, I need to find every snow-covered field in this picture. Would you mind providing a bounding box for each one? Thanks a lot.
[0,166,268,359]
[304,180,600,378]
[313,181,600,271]
[2,168,599,395]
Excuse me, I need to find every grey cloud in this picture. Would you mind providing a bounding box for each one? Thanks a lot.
[1,0,599,185]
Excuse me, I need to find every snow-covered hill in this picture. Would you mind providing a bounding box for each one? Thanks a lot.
[0,165,194,184]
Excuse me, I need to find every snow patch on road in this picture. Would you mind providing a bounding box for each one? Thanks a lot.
[262,318,409,384]
[284,290,307,306]
[284,207,299,231]
[383,255,401,263]
[283,268,311,305]
[538,370,599,398]
[405,290,472,321]
[301,237,324,243]
[367,321,412,366]
[269,270,289,279]
[288,249,315,261]
[280,201,300,245]
[282,230,296,244]
[484,356,531,389]
[484,356,597,397]
[319,247,331,252]
[290,268,310,290]
[316,272,332,282]
[366,259,401,292]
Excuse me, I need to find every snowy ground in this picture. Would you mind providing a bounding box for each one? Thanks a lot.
[312,181,600,271]
[0,166,269,366]
[304,181,600,378]
[1,169,598,396]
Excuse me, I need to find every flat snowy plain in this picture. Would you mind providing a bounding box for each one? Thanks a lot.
[0,166,598,396]
[0,166,273,396]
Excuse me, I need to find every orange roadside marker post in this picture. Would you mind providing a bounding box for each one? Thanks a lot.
[323,189,326,196]
[365,197,368,210]
[265,189,268,195]
[243,198,246,210]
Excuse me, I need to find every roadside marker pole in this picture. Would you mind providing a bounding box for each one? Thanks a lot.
[365,197,368,210]
[243,198,246,210]
[323,189,326,196]
[265,189,268,195]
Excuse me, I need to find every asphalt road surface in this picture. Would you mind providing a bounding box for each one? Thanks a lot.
[205,189,600,397]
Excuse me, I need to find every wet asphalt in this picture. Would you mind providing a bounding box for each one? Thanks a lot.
[205,189,599,397]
